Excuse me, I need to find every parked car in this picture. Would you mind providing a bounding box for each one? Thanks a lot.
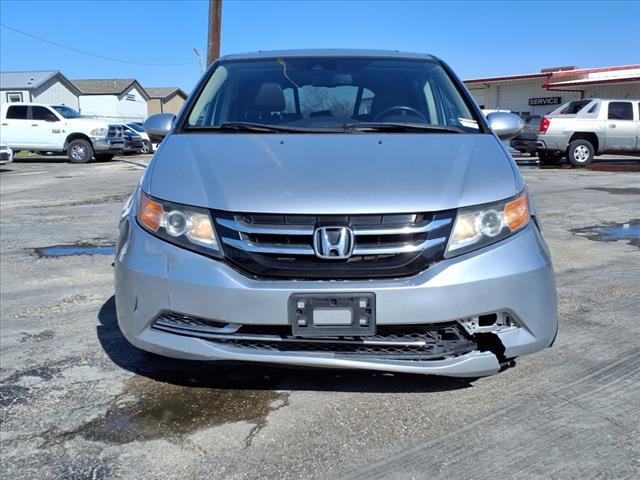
[0,104,124,163]
[122,128,144,154]
[536,98,640,166]
[0,143,13,165]
[115,50,557,378]
[124,123,153,154]
[510,115,542,155]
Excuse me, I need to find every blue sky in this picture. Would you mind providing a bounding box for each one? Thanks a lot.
[1,0,639,93]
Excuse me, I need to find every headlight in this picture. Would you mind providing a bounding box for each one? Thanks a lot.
[136,191,222,257]
[446,190,530,257]
[90,127,108,136]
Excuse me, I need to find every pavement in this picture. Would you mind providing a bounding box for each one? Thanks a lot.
[1,153,639,480]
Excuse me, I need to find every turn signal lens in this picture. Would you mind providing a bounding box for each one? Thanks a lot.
[138,194,163,231]
[504,195,530,231]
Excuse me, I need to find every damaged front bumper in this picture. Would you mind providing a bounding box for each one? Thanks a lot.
[115,217,558,378]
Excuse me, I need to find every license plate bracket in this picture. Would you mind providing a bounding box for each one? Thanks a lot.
[289,293,376,337]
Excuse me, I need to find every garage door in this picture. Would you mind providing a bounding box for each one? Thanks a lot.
[497,84,529,113]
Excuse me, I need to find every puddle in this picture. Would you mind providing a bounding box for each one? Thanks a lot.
[586,187,640,196]
[516,160,640,172]
[571,220,640,248]
[34,244,116,257]
[60,376,288,446]
[588,163,640,172]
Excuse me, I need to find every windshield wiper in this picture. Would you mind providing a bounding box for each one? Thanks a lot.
[342,122,464,134]
[188,122,338,133]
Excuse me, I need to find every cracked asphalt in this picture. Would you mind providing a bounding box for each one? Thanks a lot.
[1,154,639,479]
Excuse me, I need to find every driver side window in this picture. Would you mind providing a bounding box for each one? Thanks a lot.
[31,106,59,122]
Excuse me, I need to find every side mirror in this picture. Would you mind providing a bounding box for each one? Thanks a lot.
[486,112,524,141]
[143,113,175,142]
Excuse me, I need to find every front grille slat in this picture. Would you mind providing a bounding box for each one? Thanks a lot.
[353,217,451,236]
[214,210,455,279]
[222,237,315,255]
[217,217,313,236]
[353,237,445,255]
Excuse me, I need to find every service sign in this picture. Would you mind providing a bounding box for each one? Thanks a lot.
[529,96,562,106]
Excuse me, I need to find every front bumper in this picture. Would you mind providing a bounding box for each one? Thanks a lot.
[0,149,13,164]
[92,137,125,153]
[115,215,558,378]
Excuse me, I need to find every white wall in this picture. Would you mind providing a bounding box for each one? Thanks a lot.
[78,85,148,123]
[583,83,640,100]
[467,78,640,117]
[467,78,581,116]
[32,77,79,110]
[116,85,148,122]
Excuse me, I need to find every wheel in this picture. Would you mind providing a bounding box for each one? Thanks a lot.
[67,139,93,164]
[141,140,153,154]
[94,154,114,162]
[538,151,563,165]
[567,139,594,167]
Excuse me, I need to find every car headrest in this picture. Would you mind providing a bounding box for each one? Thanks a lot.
[255,82,286,111]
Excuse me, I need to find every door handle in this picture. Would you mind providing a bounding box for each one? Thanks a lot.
[31,124,39,127]
[1,123,7,126]
[608,124,616,128]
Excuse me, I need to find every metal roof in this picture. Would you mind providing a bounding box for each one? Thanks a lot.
[71,78,140,95]
[146,87,187,99]
[0,70,65,90]
[220,49,437,61]
[465,64,640,84]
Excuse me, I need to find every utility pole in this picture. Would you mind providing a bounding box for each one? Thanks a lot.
[207,0,222,66]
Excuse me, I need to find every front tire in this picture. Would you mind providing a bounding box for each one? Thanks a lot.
[67,139,93,164]
[141,140,153,154]
[538,151,563,165]
[567,139,594,167]
[95,154,114,162]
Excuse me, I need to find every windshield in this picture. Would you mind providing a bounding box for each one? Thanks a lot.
[185,57,481,133]
[126,123,145,132]
[52,105,82,119]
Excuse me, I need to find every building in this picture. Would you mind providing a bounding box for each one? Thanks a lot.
[0,70,80,109]
[146,87,188,116]
[465,64,640,118]
[71,79,150,123]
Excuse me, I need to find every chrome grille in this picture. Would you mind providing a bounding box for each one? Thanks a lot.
[213,211,455,279]
[152,312,475,361]
[107,125,123,137]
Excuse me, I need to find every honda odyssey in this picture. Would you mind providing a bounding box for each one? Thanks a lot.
[115,50,558,377]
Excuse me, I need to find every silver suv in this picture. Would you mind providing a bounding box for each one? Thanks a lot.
[115,50,558,378]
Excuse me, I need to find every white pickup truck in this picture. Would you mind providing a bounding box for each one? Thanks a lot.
[0,103,124,163]
[536,98,640,166]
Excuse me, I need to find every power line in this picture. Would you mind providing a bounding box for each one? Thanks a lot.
[1,23,196,67]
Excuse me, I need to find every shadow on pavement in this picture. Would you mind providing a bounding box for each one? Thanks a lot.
[97,296,475,394]
[514,155,640,172]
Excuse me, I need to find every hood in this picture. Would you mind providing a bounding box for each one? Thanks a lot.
[67,117,113,128]
[148,133,517,214]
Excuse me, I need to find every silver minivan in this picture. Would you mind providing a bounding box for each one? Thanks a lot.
[115,50,558,377]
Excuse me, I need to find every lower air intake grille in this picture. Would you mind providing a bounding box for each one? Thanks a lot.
[152,313,475,361]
